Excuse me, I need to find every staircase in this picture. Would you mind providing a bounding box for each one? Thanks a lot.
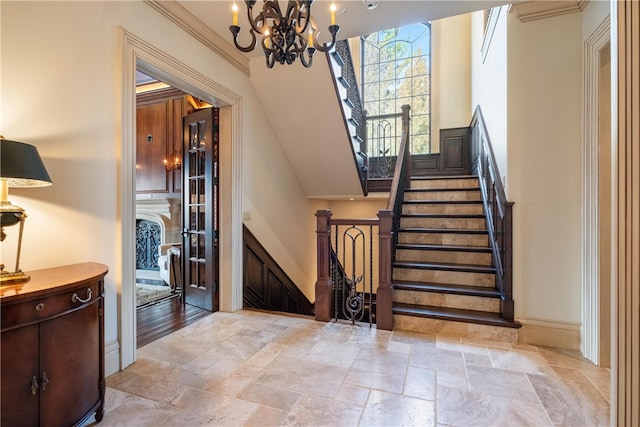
[392,175,521,342]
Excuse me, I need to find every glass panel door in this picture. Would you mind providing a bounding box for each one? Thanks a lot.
[182,108,219,311]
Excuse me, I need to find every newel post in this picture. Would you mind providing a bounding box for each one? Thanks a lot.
[376,210,394,330]
[502,201,515,321]
[315,210,333,322]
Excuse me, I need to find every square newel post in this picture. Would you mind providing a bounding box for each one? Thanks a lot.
[377,210,394,330]
[315,210,333,322]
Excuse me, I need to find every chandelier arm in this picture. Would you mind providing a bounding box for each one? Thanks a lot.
[244,0,262,34]
[261,1,282,30]
[314,24,339,52]
[265,50,276,68]
[229,25,258,53]
[300,46,315,68]
[291,1,312,35]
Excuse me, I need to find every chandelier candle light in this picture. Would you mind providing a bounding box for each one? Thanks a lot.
[229,0,340,68]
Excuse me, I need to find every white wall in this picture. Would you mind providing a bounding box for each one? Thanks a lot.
[506,12,583,333]
[582,0,611,40]
[469,6,587,347]
[471,7,509,184]
[433,13,473,140]
[1,0,322,372]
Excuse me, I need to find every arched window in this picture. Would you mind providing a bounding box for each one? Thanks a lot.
[361,23,431,155]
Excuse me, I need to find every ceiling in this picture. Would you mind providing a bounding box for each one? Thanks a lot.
[177,0,514,57]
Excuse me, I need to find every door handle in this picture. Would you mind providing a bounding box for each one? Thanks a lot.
[41,371,49,391]
[31,376,39,396]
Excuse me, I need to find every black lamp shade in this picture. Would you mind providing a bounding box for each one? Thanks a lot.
[0,140,52,187]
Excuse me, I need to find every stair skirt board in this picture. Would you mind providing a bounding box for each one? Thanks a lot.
[394,313,519,343]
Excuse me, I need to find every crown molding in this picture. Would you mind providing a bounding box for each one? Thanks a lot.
[509,0,589,23]
[144,0,250,76]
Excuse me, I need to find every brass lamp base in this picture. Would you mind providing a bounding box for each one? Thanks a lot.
[0,269,30,285]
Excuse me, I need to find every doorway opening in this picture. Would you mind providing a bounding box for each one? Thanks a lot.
[581,18,611,367]
[120,28,243,371]
[134,70,216,347]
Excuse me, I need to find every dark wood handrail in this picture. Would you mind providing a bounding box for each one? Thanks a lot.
[470,106,515,322]
[329,218,379,226]
[386,105,412,211]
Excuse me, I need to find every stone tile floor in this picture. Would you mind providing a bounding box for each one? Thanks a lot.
[95,310,610,426]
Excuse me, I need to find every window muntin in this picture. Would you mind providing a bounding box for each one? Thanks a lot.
[361,23,431,155]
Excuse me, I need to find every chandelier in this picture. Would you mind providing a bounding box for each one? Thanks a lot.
[229,1,340,68]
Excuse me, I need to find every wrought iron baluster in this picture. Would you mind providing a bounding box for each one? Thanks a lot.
[369,224,373,327]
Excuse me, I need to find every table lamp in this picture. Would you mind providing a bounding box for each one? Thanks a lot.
[0,137,52,284]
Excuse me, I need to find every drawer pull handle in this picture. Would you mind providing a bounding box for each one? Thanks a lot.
[41,371,49,391]
[71,288,92,304]
[35,303,44,311]
[31,376,39,396]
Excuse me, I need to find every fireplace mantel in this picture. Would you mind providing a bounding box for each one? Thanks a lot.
[136,197,181,245]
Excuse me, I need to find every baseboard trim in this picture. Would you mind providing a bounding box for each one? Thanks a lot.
[517,317,581,350]
[105,339,121,377]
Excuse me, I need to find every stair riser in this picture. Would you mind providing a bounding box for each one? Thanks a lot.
[393,268,495,287]
[402,204,484,215]
[394,289,500,313]
[398,232,489,247]
[395,249,492,266]
[393,314,518,343]
[400,217,486,230]
[404,190,481,201]
[411,179,479,189]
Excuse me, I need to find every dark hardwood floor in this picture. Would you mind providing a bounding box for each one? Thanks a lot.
[136,297,211,348]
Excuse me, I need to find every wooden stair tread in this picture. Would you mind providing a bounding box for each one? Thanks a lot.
[396,243,492,253]
[394,261,496,274]
[399,227,488,235]
[403,200,483,205]
[393,280,500,297]
[401,213,485,219]
[411,175,476,180]
[405,187,479,192]
[393,303,521,328]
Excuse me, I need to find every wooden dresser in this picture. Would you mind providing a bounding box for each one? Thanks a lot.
[0,262,108,427]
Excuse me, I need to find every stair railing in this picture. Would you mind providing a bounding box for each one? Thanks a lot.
[329,220,377,326]
[470,106,515,321]
[376,104,411,331]
[315,210,380,327]
[326,40,368,195]
[366,112,405,179]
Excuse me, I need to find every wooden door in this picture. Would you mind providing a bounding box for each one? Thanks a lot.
[39,302,101,427]
[0,325,39,427]
[182,108,219,312]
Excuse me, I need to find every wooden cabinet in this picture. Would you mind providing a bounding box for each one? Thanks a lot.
[136,88,192,195]
[0,263,108,427]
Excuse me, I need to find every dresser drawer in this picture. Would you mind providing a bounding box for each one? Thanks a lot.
[1,281,100,331]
